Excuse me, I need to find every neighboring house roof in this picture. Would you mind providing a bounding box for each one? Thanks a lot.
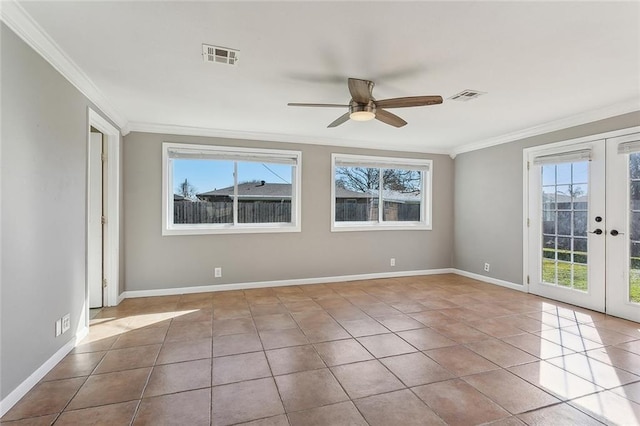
[174,194,186,201]
[198,182,292,199]
[197,182,420,202]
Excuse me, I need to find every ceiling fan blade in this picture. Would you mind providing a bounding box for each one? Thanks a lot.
[348,78,373,104]
[375,95,443,109]
[328,112,350,128]
[375,109,407,128]
[288,103,348,108]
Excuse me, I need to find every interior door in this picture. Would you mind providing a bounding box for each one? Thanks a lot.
[606,133,640,322]
[527,140,606,313]
[88,131,104,308]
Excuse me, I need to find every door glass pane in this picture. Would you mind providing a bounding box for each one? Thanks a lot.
[540,162,589,292]
[629,153,640,303]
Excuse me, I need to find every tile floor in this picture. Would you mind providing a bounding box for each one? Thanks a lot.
[2,274,640,425]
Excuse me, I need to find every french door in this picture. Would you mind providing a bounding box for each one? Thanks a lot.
[526,131,640,322]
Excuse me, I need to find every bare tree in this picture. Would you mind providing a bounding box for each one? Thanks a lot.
[336,167,421,193]
[176,178,198,200]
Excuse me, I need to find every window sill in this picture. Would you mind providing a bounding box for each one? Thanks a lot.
[331,222,432,232]
[163,223,301,236]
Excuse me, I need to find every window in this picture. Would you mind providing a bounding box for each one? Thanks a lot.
[163,143,301,235]
[331,153,432,231]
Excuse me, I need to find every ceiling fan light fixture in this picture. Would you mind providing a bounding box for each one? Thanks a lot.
[349,102,376,121]
[350,111,375,121]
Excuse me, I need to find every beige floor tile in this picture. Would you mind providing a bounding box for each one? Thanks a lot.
[301,324,350,343]
[338,318,390,337]
[212,378,284,426]
[373,314,425,332]
[466,338,538,368]
[610,381,640,404]
[0,414,58,425]
[508,360,602,400]
[212,332,262,357]
[111,326,168,349]
[501,333,575,359]
[265,345,325,375]
[409,310,453,327]
[354,389,445,426]
[1,378,85,421]
[259,327,308,350]
[156,338,212,364]
[381,352,453,386]
[570,390,640,425]
[166,320,213,342]
[518,402,602,426]
[463,369,560,414]
[249,303,288,317]
[212,351,270,385]
[331,360,404,399]
[274,368,348,412]
[586,346,640,376]
[534,328,605,352]
[425,345,500,377]
[236,414,289,426]
[212,317,256,337]
[144,358,211,397]
[313,338,373,366]
[67,368,151,410]
[56,400,138,426]
[253,313,298,332]
[430,321,491,343]
[172,308,213,322]
[287,401,367,426]
[563,323,638,346]
[93,344,161,374]
[42,351,105,381]
[357,333,417,358]
[471,318,526,338]
[413,378,510,425]
[396,327,457,351]
[548,352,640,389]
[135,388,210,426]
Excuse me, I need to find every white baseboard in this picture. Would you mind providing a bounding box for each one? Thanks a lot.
[121,268,455,299]
[0,326,88,417]
[452,268,526,292]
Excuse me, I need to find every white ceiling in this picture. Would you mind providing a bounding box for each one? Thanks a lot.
[13,1,640,154]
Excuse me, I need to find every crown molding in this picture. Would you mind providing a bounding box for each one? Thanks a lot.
[0,0,128,132]
[451,98,640,156]
[126,121,452,155]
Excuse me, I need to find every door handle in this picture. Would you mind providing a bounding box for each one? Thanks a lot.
[610,229,624,236]
[590,229,603,235]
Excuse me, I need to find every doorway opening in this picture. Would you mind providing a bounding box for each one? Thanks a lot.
[86,108,120,329]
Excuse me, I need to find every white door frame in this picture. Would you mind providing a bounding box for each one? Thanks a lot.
[523,126,640,314]
[86,108,120,317]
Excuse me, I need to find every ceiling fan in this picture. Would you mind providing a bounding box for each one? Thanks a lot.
[288,78,443,128]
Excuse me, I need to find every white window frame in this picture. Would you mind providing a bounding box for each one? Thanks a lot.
[331,153,432,232]
[162,142,302,235]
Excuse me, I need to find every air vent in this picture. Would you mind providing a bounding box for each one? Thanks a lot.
[202,44,239,65]
[449,89,486,102]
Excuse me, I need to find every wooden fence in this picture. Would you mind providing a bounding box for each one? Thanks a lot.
[174,201,291,224]
[335,202,420,222]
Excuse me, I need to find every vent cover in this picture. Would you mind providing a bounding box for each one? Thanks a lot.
[449,89,486,102]
[202,44,239,65]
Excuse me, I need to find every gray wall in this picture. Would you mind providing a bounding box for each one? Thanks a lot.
[453,112,640,284]
[0,24,122,400]
[123,132,454,291]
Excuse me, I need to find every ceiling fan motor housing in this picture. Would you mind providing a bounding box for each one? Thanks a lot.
[349,100,376,121]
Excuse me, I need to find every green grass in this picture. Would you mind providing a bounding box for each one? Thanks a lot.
[543,250,640,303]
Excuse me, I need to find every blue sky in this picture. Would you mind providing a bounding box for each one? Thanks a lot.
[173,159,292,194]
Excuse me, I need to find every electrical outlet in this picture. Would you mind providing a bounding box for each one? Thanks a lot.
[484,263,490,272]
[214,267,222,278]
[55,319,62,337]
[390,258,396,267]
[62,314,71,333]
